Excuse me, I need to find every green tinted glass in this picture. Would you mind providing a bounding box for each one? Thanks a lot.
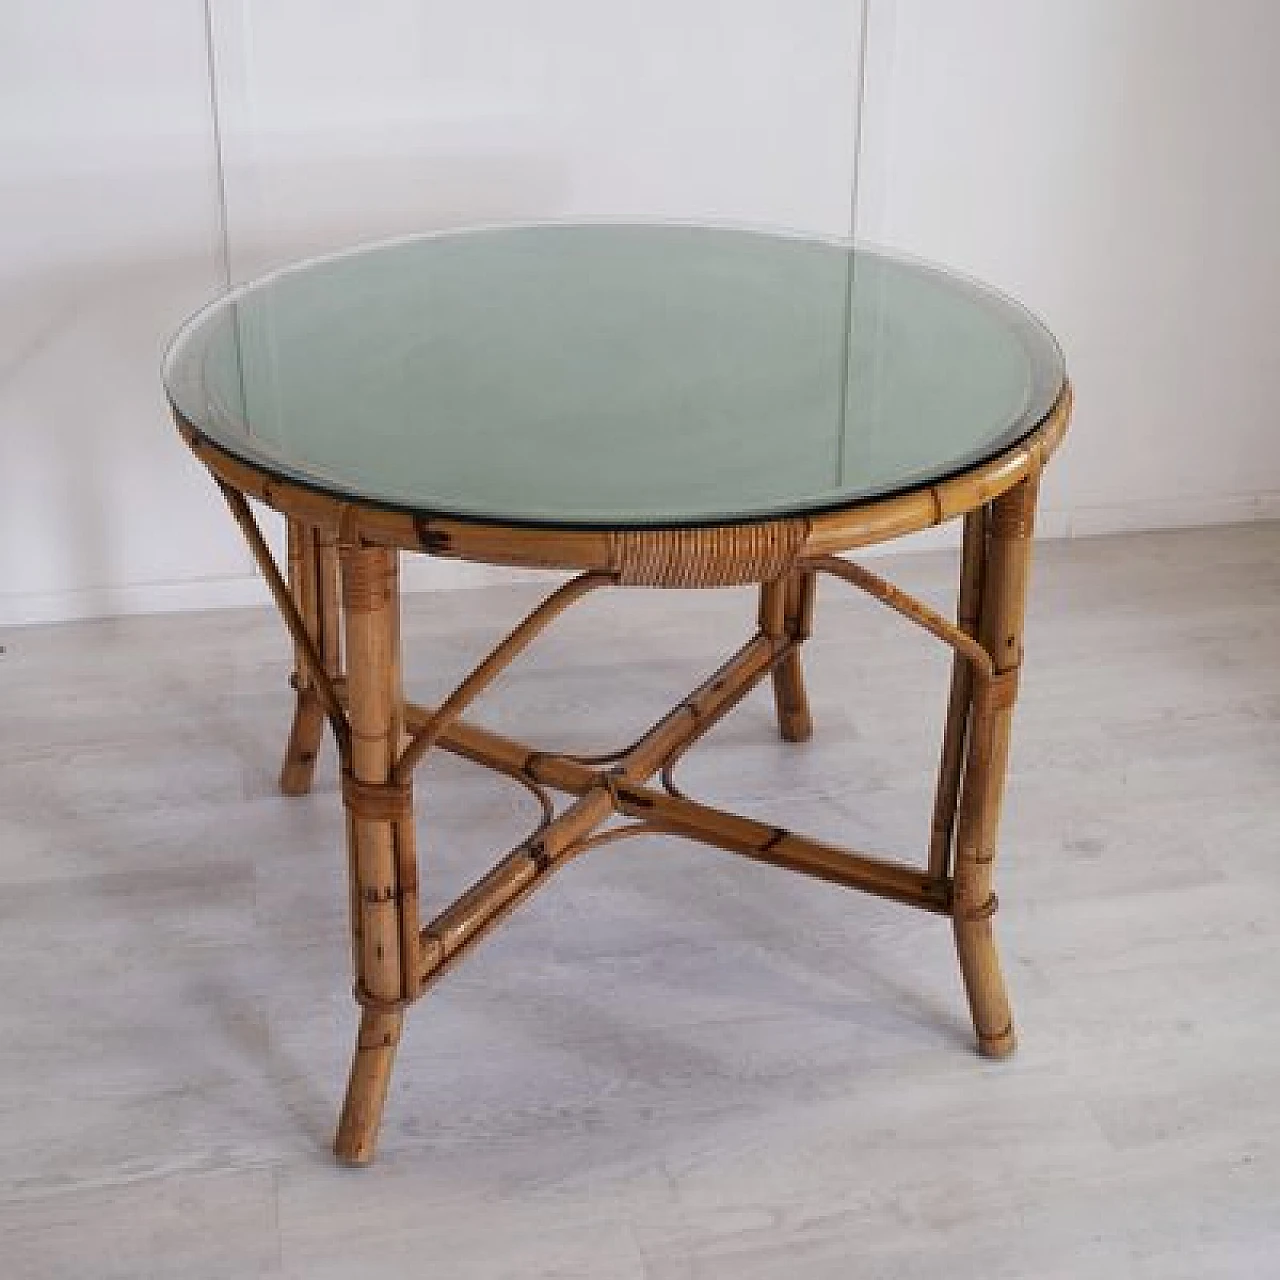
[164,224,1064,528]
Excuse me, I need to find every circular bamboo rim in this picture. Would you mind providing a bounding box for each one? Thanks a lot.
[174,381,1071,587]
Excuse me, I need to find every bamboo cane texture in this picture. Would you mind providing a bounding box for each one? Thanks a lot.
[334,544,413,1165]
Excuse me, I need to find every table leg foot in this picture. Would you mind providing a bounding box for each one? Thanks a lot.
[954,914,1017,1058]
[979,1025,1018,1060]
[334,1010,403,1166]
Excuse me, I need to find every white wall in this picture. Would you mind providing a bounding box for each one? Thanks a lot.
[210,1,861,279]
[3,2,1279,625]
[0,2,250,623]
[859,0,1280,536]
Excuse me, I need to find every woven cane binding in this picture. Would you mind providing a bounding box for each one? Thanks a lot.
[608,520,808,587]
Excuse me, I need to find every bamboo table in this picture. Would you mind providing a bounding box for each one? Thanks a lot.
[164,224,1070,1165]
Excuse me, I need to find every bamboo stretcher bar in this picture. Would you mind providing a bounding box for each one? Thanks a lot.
[610,785,951,913]
[412,705,599,794]
[618,632,786,781]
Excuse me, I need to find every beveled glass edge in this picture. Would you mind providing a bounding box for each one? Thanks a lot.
[162,219,1068,531]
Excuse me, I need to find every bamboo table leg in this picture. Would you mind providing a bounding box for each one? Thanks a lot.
[928,510,986,881]
[760,569,815,742]
[333,544,420,1165]
[951,474,1039,1058]
[280,519,341,796]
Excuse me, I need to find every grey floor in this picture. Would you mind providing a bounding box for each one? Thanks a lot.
[1,523,1278,1279]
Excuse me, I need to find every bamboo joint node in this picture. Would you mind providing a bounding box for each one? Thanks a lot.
[983,667,1021,711]
[352,981,418,1016]
[341,770,414,821]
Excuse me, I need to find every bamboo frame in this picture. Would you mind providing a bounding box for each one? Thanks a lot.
[179,382,1070,1164]
[333,544,408,1165]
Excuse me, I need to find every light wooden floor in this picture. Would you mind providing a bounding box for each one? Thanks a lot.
[1,523,1278,1279]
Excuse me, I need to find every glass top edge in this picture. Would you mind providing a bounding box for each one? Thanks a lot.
[171,385,1066,533]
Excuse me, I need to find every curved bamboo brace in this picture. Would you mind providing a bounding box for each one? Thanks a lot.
[805,554,995,680]
[488,757,557,834]
[527,742,632,772]
[216,481,352,761]
[564,822,661,857]
[345,682,559,830]
[391,571,615,785]
[659,758,688,800]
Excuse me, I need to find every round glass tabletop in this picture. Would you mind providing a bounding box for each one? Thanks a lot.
[164,223,1065,530]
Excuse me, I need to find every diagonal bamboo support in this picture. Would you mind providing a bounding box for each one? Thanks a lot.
[416,784,617,990]
[392,572,614,784]
[215,484,350,761]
